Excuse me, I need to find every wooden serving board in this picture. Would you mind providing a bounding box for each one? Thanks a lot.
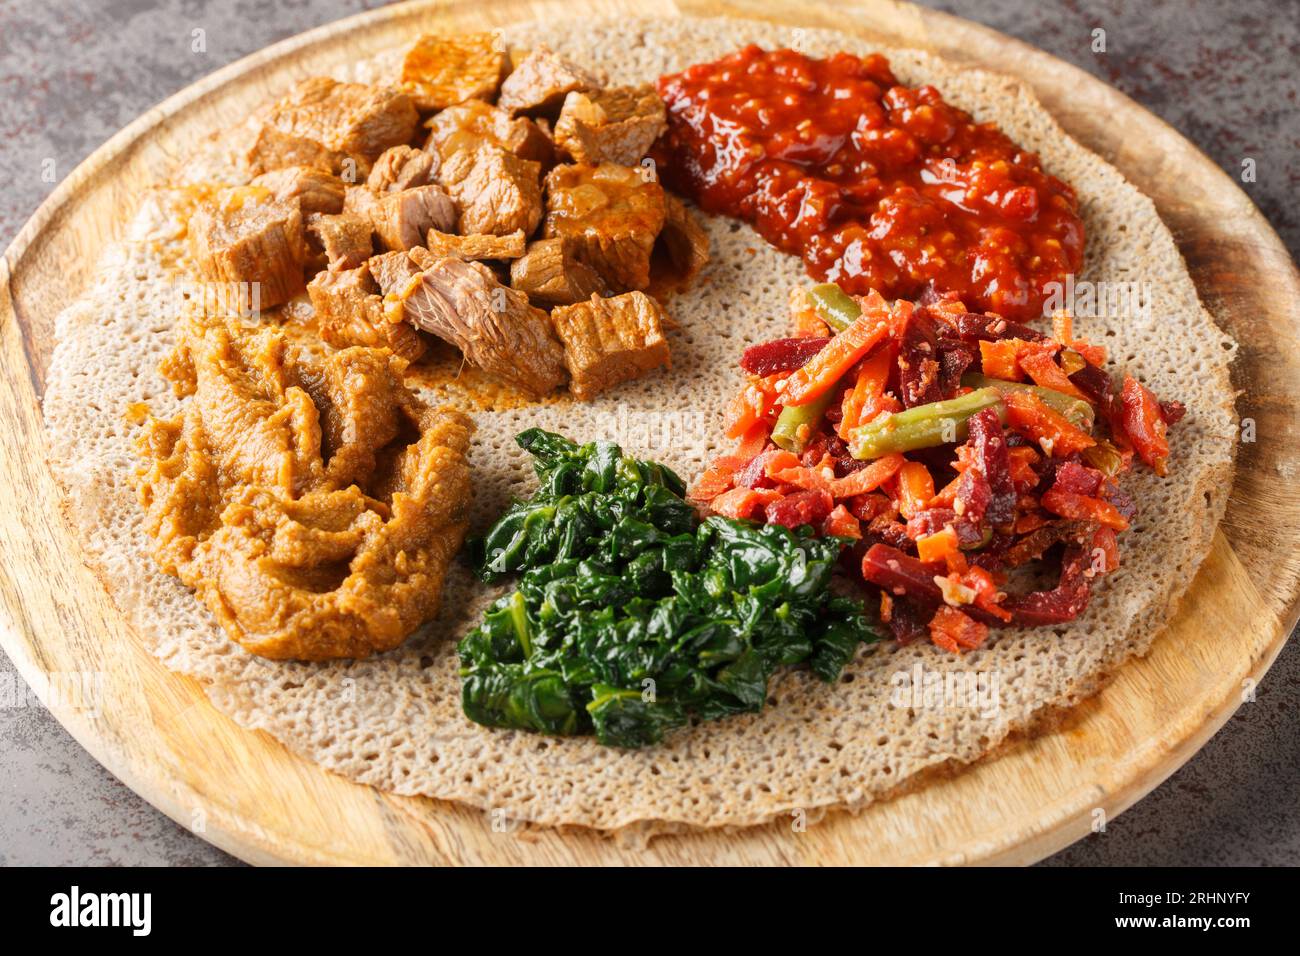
[1,0,1296,866]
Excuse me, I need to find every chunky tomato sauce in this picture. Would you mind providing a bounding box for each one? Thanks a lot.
[654,46,1084,320]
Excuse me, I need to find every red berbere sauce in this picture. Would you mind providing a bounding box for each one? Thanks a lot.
[654,46,1084,320]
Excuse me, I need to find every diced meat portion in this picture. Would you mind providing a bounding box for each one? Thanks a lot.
[244,77,418,177]
[550,291,671,400]
[543,162,666,291]
[553,85,666,165]
[509,237,607,304]
[657,193,711,285]
[496,44,602,117]
[423,100,552,165]
[307,264,426,361]
[250,165,345,215]
[188,187,311,310]
[366,145,437,193]
[344,184,456,251]
[399,32,508,111]
[438,143,542,236]
[424,229,526,262]
[375,249,566,396]
[305,212,373,271]
[367,249,421,296]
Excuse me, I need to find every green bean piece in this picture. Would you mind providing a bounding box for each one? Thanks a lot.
[768,283,860,453]
[1082,439,1125,476]
[771,389,838,453]
[961,373,1095,431]
[807,283,860,333]
[849,387,1008,460]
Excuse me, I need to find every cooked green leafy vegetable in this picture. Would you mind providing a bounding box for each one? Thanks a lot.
[459,429,874,748]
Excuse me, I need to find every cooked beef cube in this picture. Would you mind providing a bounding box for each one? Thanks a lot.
[250,165,346,215]
[550,291,671,400]
[377,249,566,395]
[245,77,418,177]
[656,193,711,285]
[496,45,602,117]
[188,187,312,310]
[438,143,542,237]
[366,145,437,193]
[399,32,508,111]
[423,100,552,166]
[424,229,526,262]
[542,162,666,291]
[305,212,373,271]
[344,184,456,252]
[509,237,607,304]
[553,85,666,165]
[367,249,421,296]
[307,264,425,361]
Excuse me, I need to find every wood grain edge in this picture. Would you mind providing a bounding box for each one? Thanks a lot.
[0,0,1295,866]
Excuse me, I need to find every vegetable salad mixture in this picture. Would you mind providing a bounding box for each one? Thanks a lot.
[459,430,871,747]
[689,283,1184,653]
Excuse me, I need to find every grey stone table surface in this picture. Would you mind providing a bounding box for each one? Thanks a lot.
[1,0,1296,867]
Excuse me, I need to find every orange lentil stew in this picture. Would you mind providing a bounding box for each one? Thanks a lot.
[688,282,1185,654]
[654,45,1084,321]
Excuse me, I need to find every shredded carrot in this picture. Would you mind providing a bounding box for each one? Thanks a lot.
[827,453,905,497]
[1002,389,1096,457]
[822,504,862,539]
[894,461,935,519]
[837,347,896,439]
[688,463,736,502]
[778,294,893,406]
[929,475,961,508]
[978,339,1025,381]
[1041,488,1130,531]
[1006,446,1040,489]
[917,525,959,564]
[710,486,780,520]
[732,419,771,463]
[928,606,989,653]
[1017,349,1092,403]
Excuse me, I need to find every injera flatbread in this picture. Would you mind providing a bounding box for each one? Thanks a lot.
[42,16,1238,840]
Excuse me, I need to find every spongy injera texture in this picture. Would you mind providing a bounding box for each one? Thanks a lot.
[42,17,1237,838]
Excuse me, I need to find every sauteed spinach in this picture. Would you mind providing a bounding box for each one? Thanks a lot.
[458,429,873,748]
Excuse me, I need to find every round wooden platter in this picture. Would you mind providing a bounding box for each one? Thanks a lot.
[1,0,1296,867]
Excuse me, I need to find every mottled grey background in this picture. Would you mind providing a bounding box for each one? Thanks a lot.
[0,0,1296,867]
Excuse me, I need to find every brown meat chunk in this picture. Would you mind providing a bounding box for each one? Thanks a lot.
[188,187,311,311]
[367,249,421,296]
[543,163,666,291]
[245,77,418,177]
[399,32,508,111]
[307,264,425,361]
[250,165,346,215]
[305,212,373,271]
[657,193,711,285]
[496,45,602,117]
[550,291,671,400]
[509,237,607,305]
[377,249,566,396]
[438,143,542,237]
[424,229,526,262]
[553,85,666,165]
[135,318,470,660]
[423,100,552,166]
[344,183,456,251]
[366,145,437,193]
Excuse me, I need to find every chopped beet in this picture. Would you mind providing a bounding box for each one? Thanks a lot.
[764,489,833,529]
[967,408,1016,527]
[1052,460,1105,497]
[865,515,913,551]
[1160,400,1187,425]
[734,448,780,489]
[898,309,943,407]
[861,543,944,605]
[954,465,992,533]
[937,341,976,398]
[1004,519,1094,567]
[739,336,830,376]
[949,312,1048,345]
[1002,544,1093,625]
[886,595,931,645]
[1067,363,1114,406]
